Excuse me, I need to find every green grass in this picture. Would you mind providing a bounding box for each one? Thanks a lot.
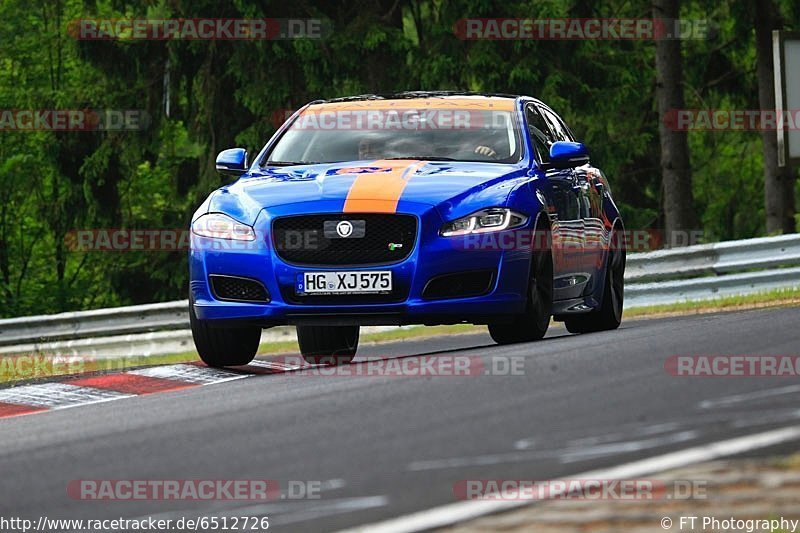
[1,289,798,386]
[0,352,196,385]
[769,451,800,469]
[623,287,800,317]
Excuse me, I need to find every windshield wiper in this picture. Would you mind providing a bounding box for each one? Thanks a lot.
[382,156,457,161]
[263,161,320,167]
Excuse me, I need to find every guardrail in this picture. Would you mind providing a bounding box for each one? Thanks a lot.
[1,234,798,355]
[0,301,189,348]
[624,233,800,307]
[625,233,800,282]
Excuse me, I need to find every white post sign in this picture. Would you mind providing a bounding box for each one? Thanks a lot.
[773,31,800,167]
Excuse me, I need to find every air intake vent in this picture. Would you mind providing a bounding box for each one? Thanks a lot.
[210,275,269,303]
[422,270,495,300]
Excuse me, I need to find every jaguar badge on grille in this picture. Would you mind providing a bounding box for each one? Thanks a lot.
[336,221,353,237]
[323,220,366,239]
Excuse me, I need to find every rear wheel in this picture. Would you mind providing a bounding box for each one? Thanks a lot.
[564,230,626,334]
[190,299,260,367]
[488,233,553,345]
[297,325,359,365]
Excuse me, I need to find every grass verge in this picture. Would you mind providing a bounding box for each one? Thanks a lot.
[623,287,800,318]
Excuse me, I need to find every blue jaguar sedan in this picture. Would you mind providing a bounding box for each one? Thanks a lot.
[189,92,625,366]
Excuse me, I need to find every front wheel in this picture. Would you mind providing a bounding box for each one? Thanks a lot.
[297,325,359,365]
[488,243,553,345]
[190,300,261,367]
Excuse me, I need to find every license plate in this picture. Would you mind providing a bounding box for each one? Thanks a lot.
[297,271,392,294]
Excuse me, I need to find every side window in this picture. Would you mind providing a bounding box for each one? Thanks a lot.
[525,104,555,164]
[539,106,575,142]
[559,117,576,141]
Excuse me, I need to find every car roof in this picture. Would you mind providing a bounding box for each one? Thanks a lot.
[321,91,520,101]
[305,91,538,112]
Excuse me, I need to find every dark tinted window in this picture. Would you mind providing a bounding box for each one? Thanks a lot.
[267,107,522,164]
[540,106,575,142]
[525,104,554,163]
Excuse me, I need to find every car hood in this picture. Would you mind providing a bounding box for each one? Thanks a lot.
[208,159,526,224]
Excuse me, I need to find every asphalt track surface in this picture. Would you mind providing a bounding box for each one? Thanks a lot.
[1,307,799,531]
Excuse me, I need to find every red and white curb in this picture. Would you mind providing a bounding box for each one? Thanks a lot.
[0,382,130,417]
[0,355,377,419]
[0,362,268,419]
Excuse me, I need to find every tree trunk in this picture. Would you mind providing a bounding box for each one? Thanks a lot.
[653,0,698,246]
[755,0,796,234]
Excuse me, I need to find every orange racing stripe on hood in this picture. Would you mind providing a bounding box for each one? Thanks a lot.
[342,159,426,213]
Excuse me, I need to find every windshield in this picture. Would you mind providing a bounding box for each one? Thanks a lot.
[264,102,522,165]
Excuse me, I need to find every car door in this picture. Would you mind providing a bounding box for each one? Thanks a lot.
[524,103,584,301]
[540,105,608,297]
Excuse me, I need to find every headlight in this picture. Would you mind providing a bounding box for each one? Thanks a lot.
[191,213,256,241]
[440,208,528,236]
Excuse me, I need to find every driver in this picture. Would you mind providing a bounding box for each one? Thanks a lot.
[474,145,498,158]
[357,136,499,160]
[358,137,386,160]
[473,129,502,158]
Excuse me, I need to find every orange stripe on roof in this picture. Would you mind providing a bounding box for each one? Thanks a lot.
[343,160,426,213]
[304,97,515,113]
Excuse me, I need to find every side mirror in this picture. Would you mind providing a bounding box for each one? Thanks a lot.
[215,148,248,176]
[549,141,589,169]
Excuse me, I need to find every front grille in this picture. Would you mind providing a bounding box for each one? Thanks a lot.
[272,214,417,266]
[422,270,495,300]
[210,275,270,303]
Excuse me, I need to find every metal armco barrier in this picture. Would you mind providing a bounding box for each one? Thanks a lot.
[1,234,799,354]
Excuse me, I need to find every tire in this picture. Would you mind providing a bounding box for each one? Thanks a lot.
[189,299,260,367]
[564,230,626,334]
[488,231,553,345]
[297,325,359,365]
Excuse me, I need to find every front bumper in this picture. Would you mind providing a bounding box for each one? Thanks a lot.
[189,202,532,326]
